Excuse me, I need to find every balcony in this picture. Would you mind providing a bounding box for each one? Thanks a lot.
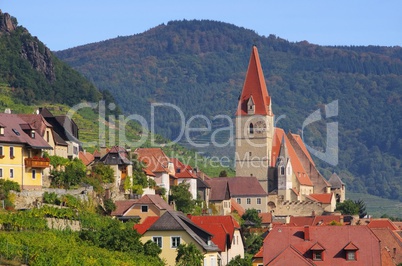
[25,157,50,168]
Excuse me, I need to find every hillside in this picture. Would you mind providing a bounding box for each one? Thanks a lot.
[55,20,402,201]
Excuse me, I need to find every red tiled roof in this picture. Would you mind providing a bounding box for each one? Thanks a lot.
[79,151,94,166]
[367,219,399,230]
[272,128,313,186]
[231,198,245,216]
[236,46,272,116]
[370,228,402,263]
[134,148,171,174]
[190,215,240,251]
[259,212,272,224]
[134,216,159,235]
[254,246,264,258]
[263,225,381,265]
[170,157,197,179]
[307,193,333,204]
[290,133,315,167]
[267,246,314,266]
[290,215,343,226]
[93,149,101,158]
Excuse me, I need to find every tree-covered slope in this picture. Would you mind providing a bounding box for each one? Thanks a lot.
[55,20,402,201]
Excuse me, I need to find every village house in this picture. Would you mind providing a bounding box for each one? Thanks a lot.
[0,112,52,190]
[136,210,220,266]
[189,215,245,266]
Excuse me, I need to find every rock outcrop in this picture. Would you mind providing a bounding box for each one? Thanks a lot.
[0,9,16,33]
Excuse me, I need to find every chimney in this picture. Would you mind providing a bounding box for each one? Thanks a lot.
[304,226,310,241]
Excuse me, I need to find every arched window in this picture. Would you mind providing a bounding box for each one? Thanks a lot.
[249,123,254,134]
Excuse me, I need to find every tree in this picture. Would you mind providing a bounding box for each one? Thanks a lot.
[227,255,252,266]
[241,209,262,228]
[170,182,195,213]
[355,199,367,218]
[91,163,114,183]
[175,243,204,266]
[143,240,162,257]
[335,199,359,215]
[219,170,228,177]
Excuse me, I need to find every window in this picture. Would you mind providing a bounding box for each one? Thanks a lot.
[46,131,50,142]
[0,146,3,157]
[10,169,14,178]
[0,126,4,136]
[246,198,251,204]
[171,237,180,248]
[257,209,261,213]
[249,123,254,134]
[0,168,2,178]
[313,251,323,261]
[237,198,241,204]
[9,147,14,158]
[32,169,36,179]
[257,198,261,204]
[280,166,285,175]
[152,237,162,248]
[31,130,35,138]
[347,251,356,261]
[141,205,148,212]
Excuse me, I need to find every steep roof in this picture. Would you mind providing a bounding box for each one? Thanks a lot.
[17,114,52,137]
[190,215,241,250]
[147,210,220,252]
[99,146,132,165]
[0,113,52,150]
[289,215,343,226]
[328,173,345,189]
[263,225,381,265]
[134,216,159,235]
[79,151,94,166]
[367,219,399,231]
[231,198,245,216]
[267,246,315,266]
[170,157,197,179]
[227,176,268,197]
[259,212,273,224]
[134,147,171,174]
[272,128,313,186]
[236,46,272,116]
[206,178,230,201]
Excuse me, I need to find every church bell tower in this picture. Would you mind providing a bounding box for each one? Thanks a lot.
[235,46,274,192]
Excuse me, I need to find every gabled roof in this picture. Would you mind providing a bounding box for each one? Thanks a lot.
[99,146,132,165]
[289,215,343,226]
[146,211,220,252]
[328,173,345,189]
[343,241,359,250]
[272,128,313,186]
[236,46,272,116]
[134,148,171,174]
[0,113,52,150]
[206,178,230,201]
[306,193,333,204]
[267,245,315,266]
[170,157,197,179]
[190,215,241,250]
[17,114,52,137]
[136,194,173,211]
[227,176,268,197]
[134,216,159,235]
[259,212,273,224]
[112,200,138,216]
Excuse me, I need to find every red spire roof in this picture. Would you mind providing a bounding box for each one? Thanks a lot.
[236,46,272,116]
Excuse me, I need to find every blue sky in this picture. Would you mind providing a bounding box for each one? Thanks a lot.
[2,0,401,51]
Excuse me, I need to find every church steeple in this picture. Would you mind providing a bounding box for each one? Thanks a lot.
[236,45,272,116]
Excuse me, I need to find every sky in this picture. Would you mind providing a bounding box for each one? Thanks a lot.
[2,0,401,51]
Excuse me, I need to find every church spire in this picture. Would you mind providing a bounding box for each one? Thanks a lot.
[236,46,272,116]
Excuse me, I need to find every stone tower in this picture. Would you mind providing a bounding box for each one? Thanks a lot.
[235,46,274,192]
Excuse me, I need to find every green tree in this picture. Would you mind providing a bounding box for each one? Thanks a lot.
[241,209,262,228]
[219,170,228,177]
[227,255,252,266]
[91,163,114,183]
[143,239,162,257]
[175,243,204,266]
[170,182,195,213]
[335,199,359,215]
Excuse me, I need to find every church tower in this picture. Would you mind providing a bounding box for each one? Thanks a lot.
[235,46,274,192]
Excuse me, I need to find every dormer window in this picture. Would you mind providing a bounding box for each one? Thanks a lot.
[247,97,255,114]
[343,242,358,261]
[31,130,35,139]
[310,242,325,261]
[0,126,4,136]
[313,251,323,261]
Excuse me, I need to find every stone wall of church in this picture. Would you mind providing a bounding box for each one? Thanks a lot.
[267,194,329,216]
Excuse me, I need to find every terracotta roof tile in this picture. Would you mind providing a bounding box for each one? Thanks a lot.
[231,198,245,216]
[259,212,272,224]
[111,200,137,216]
[306,193,333,204]
[170,157,197,179]
[367,219,399,230]
[79,151,94,166]
[134,216,159,235]
[134,148,171,174]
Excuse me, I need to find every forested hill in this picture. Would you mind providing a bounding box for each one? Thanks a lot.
[55,20,402,201]
[0,11,116,108]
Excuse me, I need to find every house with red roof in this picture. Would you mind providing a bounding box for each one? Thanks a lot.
[235,46,344,216]
[262,225,383,265]
[189,215,244,266]
[170,157,198,199]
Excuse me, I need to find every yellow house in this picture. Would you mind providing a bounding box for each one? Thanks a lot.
[0,113,52,190]
[138,210,221,266]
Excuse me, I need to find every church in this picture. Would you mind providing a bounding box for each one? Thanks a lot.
[235,46,345,215]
